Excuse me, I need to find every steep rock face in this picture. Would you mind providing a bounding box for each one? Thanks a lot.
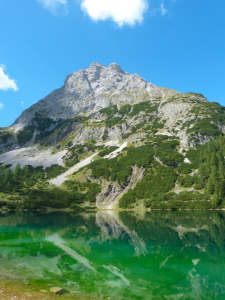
[13,62,161,131]
[96,166,145,209]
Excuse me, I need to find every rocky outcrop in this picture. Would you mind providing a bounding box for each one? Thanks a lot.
[96,165,144,209]
[50,287,69,295]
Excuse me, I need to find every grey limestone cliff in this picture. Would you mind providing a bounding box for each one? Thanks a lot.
[13,62,161,131]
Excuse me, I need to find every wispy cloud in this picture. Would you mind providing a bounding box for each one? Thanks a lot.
[37,0,68,15]
[81,0,149,27]
[160,3,168,16]
[0,65,18,91]
[21,101,24,107]
[150,3,168,16]
[0,103,4,110]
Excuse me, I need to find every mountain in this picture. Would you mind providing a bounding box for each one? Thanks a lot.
[0,63,225,210]
[13,62,160,128]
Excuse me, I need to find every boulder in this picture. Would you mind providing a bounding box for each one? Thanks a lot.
[50,287,69,295]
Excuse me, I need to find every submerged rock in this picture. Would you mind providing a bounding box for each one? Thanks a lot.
[50,287,69,295]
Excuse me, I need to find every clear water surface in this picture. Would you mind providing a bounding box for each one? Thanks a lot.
[0,210,225,299]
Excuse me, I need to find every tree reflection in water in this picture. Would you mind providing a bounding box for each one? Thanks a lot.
[0,210,225,299]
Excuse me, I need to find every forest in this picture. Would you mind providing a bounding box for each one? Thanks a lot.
[1,134,225,210]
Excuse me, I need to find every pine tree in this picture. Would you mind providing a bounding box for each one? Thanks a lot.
[218,135,225,149]
[14,163,21,178]
[24,165,30,179]
[206,168,217,195]
[3,168,13,184]
[207,142,216,154]
[218,161,225,179]
[210,152,219,168]
[199,164,209,179]
[219,180,225,206]
[6,181,12,191]
[206,177,215,195]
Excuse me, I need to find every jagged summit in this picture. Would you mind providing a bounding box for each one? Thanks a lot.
[13,62,160,130]
[107,62,123,72]
[89,62,104,68]
[86,62,123,73]
[88,62,123,71]
[63,61,152,95]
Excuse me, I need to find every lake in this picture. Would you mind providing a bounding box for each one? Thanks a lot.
[0,210,225,299]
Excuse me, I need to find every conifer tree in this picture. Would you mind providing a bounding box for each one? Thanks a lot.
[14,163,21,178]
[199,164,209,179]
[24,165,30,179]
[219,180,225,205]
[210,152,219,168]
[6,181,12,191]
[218,161,225,179]
[3,168,13,184]
[206,172,216,195]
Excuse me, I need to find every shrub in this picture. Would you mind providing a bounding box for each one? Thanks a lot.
[17,125,36,146]
[187,120,221,137]
[119,104,131,115]
[86,183,101,203]
[98,146,119,157]
[177,162,194,174]
[0,131,14,143]
[119,189,136,208]
[45,164,67,179]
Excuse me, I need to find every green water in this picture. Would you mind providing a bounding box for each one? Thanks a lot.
[0,210,225,299]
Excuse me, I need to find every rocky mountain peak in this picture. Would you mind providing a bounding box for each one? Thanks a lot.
[108,62,123,72]
[89,62,104,68]
[64,62,125,93]
[12,63,160,129]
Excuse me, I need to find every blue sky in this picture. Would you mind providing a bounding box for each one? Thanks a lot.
[0,0,225,127]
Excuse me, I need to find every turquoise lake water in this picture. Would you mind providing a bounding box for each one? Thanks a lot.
[0,210,225,299]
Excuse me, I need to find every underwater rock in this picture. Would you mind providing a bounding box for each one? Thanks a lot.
[50,287,69,295]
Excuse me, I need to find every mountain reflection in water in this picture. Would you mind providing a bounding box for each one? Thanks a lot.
[0,210,225,299]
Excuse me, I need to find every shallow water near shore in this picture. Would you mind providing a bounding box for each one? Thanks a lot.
[0,210,225,299]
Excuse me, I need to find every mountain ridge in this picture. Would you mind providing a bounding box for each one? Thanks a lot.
[12,62,162,131]
[1,62,210,155]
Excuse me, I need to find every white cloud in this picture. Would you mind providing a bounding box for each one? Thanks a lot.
[21,101,24,107]
[160,3,168,16]
[81,0,149,26]
[0,103,4,110]
[37,0,68,15]
[0,65,18,91]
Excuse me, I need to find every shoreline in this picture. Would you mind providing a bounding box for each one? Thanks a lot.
[0,277,101,300]
[1,207,225,212]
